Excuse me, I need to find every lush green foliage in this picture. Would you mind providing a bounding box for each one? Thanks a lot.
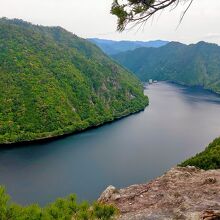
[113,41,220,93]
[0,18,148,144]
[88,38,168,55]
[180,137,220,170]
[0,186,117,220]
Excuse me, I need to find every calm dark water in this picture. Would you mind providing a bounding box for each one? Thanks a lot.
[1,82,220,206]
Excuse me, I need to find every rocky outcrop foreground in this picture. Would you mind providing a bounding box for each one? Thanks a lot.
[99,167,220,220]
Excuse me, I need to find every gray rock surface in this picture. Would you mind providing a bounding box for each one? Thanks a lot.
[99,167,220,220]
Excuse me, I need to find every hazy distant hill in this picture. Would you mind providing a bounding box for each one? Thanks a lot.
[0,18,148,144]
[113,41,220,93]
[88,38,169,55]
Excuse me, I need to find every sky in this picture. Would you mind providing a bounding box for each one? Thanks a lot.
[0,0,220,44]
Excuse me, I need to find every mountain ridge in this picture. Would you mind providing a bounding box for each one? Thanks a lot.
[113,41,220,94]
[88,38,169,55]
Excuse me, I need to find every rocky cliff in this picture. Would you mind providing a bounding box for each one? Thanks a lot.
[99,167,220,220]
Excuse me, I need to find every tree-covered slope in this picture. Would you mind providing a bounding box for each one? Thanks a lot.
[113,41,220,93]
[88,38,168,55]
[180,137,220,170]
[0,18,148,144]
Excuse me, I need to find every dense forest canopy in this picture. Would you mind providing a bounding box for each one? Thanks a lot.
[0,18,148,144]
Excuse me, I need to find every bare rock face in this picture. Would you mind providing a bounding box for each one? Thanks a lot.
[99,167,220,220]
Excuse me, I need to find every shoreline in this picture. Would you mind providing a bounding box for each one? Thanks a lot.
[4,79,217,146]
[0,104,148,148]
[2,81,219,147]
[157,80,220,96]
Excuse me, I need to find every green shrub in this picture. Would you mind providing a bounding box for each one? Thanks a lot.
[0,186,118,220]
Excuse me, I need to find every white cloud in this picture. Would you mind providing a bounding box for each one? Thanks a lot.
[205,33,220,39]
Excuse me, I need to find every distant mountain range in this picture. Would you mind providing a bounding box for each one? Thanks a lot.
[0,18,148,144]
[88,38,169,55]
[113,41,220,94]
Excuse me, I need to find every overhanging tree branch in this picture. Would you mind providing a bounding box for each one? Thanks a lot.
[111,0,194,31]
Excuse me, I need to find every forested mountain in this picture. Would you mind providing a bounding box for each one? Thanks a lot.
[88,38,169,55]
[113,41,220,93]
[0,18,148,144]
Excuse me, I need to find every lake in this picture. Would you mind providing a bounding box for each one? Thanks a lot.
[1,82,220,206]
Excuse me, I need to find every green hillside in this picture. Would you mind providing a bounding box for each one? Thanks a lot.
[180,137,220,170]
[0,18,148,144]
[113,41,220,93]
